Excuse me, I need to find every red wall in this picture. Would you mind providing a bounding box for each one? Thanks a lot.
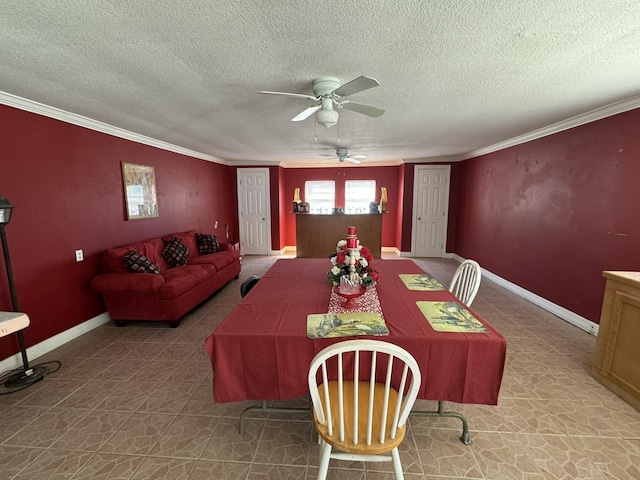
[0,105,237,361]
[282,166,400,248]
[454,108,640,323]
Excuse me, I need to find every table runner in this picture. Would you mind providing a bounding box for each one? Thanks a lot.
[328,285,384,318]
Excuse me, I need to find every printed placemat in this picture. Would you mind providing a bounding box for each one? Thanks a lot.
[307,312,389,338]
[399,274,446,291]
[417,301,489,333]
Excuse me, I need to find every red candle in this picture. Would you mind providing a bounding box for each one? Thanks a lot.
[347,237,357,248]
[347,226,356,236]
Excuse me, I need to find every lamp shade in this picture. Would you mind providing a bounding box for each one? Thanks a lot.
[315,109,338,128]
[0,196,14,225]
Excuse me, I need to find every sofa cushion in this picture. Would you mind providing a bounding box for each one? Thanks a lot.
[163,237,190,267]
[102,238,169,273]
[160,265,214,299]
[188,249,240,271]
[196,233,220,254]
[123,251,161,274]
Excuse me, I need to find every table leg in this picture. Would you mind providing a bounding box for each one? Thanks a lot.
[410,401,472,445]
[238,399,312,434]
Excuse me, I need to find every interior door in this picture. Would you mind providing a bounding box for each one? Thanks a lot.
[237,168,270,255]
[412,165,450,257]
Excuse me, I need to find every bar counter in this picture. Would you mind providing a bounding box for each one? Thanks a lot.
[295,213,382,258]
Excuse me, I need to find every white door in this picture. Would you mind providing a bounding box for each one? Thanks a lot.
[237,168,270,255]
[412,165,450,257]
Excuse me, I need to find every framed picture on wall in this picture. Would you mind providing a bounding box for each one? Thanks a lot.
[121,162,159,220]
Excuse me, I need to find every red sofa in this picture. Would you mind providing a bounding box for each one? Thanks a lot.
[91,230,241,327]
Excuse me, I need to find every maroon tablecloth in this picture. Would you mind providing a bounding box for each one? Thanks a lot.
[205,258,506,404]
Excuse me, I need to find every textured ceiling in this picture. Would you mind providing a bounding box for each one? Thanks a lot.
[1,0,639,166]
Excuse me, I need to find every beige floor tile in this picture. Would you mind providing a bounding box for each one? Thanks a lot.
[247,463,309,479]
[412,427,483,478]
[52,409,131,452]
[0,445,47,479]
[99,412,175,455]
[71,452,146,480]
[129,456,197,479]
[11,448,93,479]
[253,419,312,466]
[3,407,89,448]
[200,415,264,462]
[136,382,199,414]
[189,459,252,479]
[148,414,218,459]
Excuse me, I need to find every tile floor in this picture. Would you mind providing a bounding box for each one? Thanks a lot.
[1,255,640,479]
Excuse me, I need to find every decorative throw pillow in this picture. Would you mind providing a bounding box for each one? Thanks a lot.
[196,233,220,254]
[122,250,161,274]
[162,236,190,267]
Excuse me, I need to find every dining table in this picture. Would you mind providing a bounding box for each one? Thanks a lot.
[205,258,507,444]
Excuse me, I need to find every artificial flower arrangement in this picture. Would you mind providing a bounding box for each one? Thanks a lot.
[328,240,379,287]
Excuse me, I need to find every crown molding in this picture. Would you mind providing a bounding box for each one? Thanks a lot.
[402,154,462,164]
[462,95,640,160]
[0,91,228,164]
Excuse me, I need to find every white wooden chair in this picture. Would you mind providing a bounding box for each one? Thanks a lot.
[449,259,482,306]
[308,339,421,480]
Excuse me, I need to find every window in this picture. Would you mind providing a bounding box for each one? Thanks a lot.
[305,181,335,213]
[345,180,376,213]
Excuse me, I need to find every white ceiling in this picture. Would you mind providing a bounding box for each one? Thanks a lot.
[1,0,639,167]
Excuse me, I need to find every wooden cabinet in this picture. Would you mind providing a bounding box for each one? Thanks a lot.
[591,271,640,410]
[295,214,382,258]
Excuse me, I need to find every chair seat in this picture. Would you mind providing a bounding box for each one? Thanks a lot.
[314,380,405,455]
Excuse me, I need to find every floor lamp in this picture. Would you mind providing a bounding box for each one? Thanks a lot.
[0,196,49,389]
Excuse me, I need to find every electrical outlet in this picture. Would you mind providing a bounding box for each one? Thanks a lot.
[214,221,219,229]
[75,249,84,262]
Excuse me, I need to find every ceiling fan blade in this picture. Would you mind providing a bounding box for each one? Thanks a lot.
[258,90,317,101]
[350,154,367,159]
[291,105,321,122]
[346,158,362,164]
[341,101,385,117]
[332,76,380,97]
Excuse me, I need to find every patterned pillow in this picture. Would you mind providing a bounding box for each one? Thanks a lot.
[122,250,161,274]
[162,236,190,267]
[196,233,220,254]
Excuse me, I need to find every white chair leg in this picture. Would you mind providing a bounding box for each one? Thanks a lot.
[317,441,332,480]
[391,447,404,480]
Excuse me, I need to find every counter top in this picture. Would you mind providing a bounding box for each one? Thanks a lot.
[602,271,640,288]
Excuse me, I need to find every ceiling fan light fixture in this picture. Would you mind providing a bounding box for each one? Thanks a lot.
[315,108,338,128]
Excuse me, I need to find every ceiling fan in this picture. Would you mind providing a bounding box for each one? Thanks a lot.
[322,148,366,164]
[258,76,384,127]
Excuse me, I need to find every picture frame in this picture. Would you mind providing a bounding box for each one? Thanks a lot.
[121,162,159,220]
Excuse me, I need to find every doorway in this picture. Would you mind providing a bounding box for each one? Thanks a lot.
[237,168,271,255]
[412,165,450,257]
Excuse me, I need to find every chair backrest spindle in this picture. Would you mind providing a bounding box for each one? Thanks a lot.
[449,259,482,306]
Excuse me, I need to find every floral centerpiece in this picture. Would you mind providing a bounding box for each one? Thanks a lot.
[328,240,379,287]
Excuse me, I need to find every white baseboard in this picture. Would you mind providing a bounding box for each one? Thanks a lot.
[452,254,599,336]
[0,312,111,373]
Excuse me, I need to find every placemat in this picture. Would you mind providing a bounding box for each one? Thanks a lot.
[417,301,489,333]
[307,312,389,338]
[399,273,446,291]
